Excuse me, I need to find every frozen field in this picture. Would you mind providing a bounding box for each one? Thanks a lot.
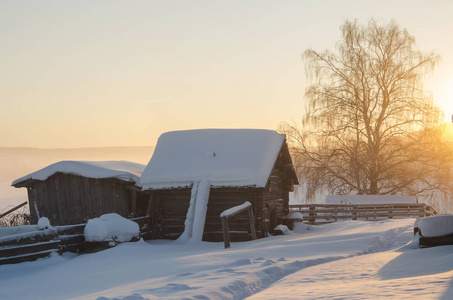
[1,218,452,299]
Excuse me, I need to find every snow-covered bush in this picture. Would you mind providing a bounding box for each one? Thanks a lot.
[84,213,139,243]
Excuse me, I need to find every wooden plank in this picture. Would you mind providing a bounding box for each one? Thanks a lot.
[204,231,250,242]
[0,240,60,258]
[220,202,252,218]
[82,176,93,221]
[289,203,425,209]
[131,190,137,213]
[248,207,257,240]
[0,249,57,265]
[420,234,453,248]
[222,217,230,249]
[58,234,85,245]
[54,174,63,223]
[0,201,27,219]
[0,229,58,247]
[56,224,86,235]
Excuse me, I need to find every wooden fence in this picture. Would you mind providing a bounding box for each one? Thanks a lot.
[0,216,151,265]
[220,201,257,249]
[287,203,438,225]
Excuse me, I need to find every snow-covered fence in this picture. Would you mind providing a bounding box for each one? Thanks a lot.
[0,226,60,265]
[220,201,257,249]
[288,203,437,225]
[0,215,151,265]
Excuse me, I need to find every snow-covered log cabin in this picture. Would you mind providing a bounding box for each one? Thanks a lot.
[12,161,147,225]
[140,129,299,242]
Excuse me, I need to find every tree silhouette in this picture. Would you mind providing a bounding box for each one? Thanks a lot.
[282,19,450,203]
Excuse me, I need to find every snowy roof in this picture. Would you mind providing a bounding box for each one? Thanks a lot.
[12,160,146,186]
[140,129,286,190]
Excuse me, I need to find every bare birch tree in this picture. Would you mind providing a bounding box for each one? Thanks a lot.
[282,19,451,203]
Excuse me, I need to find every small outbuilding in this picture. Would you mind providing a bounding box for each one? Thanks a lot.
[12,161,147,225]
[140,129,299,242]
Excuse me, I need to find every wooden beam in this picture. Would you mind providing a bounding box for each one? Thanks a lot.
[0,201,27,220]
[248,207,257,240]
[146,192,154,217]
[131,190,137,213]
[222,217,230,249]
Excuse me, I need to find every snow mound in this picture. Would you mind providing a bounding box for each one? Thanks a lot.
[418,214,453,237]
[12,160,145,186]
[292,222,313,233]
[282,212,303,219]
[37,217,52,230]
[274,225,292,235]
[140,129,285,190]
[84,213,140,243]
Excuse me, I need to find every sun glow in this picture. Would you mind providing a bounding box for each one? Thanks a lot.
[436,81,453,123]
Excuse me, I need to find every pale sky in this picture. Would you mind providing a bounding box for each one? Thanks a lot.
[1,0,453,148]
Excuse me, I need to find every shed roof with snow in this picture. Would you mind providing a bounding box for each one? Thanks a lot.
[140,129,297,190]
[12,160,145,187]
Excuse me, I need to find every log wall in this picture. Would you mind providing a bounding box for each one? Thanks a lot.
[261,148,293,233]
[24,173,141,225]
[150,189,192,239]
[203,188,256,242]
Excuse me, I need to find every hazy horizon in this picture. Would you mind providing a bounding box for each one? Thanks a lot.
[1,1,453,148]
[0,146,155,212]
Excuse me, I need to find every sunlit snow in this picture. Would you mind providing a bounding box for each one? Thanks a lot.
[1,219,452,299]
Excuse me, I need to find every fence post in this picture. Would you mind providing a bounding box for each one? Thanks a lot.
[352,205,357,220]
[308,206,316,224]
[248,207,257,240]
[221,217,230,249]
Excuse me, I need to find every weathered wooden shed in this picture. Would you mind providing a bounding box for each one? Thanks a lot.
[140,129,299,242]
[12,161,148,225]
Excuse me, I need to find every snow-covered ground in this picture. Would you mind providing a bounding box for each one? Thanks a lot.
[1,218,452,299]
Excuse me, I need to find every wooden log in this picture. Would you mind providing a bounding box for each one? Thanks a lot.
[248,207,257,240]
[289,203,426,209]
[0,249,58,265]
[131,190,137,213]
[203,231,250,242]
[0,240,60,258]
[0,229,58,247]
[84,240,115,253]
[222,217,230,249]
[419,234,453,248]
[56,224,86,235]
[0,201,28,220]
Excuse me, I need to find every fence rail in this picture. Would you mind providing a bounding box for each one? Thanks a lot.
[0,216,151,265]
[287,203,437,225]
[220,201,257,249]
